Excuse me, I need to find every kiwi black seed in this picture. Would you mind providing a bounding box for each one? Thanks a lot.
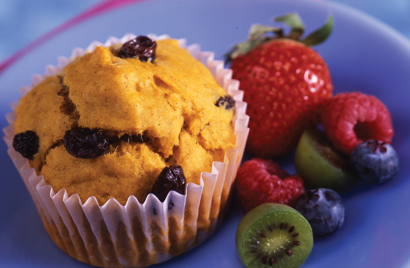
[236,203,313,268]
[295,128,358,192]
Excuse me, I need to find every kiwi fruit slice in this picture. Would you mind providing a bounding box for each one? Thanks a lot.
[295,128,358,192]
[236,203,313,268]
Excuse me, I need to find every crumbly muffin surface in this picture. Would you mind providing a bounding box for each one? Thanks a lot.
[14,38,236,205]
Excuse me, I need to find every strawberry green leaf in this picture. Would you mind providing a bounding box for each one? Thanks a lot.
[225,13,333,64]
[225,24,283,63]
[274,13,304,40]
[225,37,268,63]
[226,41,255,61]
[302,14,334,47]
[248,24,283,40]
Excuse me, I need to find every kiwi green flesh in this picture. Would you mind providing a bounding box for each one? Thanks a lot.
[236,203,313,268]
[295,128,357,192]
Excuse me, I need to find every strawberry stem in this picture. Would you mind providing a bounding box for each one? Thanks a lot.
[225,13,333,63]
[274,13,304,40]
[248,25,283,40]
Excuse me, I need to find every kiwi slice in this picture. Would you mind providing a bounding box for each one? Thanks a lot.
[236,203,313,268]
[294,128,357,192]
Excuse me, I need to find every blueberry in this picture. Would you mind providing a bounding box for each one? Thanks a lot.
[294,188,345,238]
[350,140,399,184]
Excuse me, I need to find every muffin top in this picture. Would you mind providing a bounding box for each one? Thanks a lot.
[14,38,236,205]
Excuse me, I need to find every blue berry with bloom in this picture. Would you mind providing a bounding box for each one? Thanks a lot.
[294,188,345,238]
[350,139,399,184]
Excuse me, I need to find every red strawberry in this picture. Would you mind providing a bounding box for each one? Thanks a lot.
[321,92,394,155]
[227,13,334,158]
[236,158,305,212]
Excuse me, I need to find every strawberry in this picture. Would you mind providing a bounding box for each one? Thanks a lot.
[226,13,334,158]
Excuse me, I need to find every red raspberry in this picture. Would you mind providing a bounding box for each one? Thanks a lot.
[236,158,305,211]
[321,92,394,155]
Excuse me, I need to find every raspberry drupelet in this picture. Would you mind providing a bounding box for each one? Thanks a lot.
[236,158,305,211]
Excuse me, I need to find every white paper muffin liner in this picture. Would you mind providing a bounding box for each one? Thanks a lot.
[3,34,249,267]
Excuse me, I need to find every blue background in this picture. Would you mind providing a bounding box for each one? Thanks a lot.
[1,0,410,268]
[1,0,410,63]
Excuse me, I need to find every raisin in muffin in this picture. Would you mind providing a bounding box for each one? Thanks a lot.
[6,34,248,267]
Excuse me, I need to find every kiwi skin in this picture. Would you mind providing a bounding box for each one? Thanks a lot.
[236,203,313,268]
[295,128,358,193]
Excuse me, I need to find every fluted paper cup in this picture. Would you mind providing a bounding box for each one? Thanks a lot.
[3,34,249,267]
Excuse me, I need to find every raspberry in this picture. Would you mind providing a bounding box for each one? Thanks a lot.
[321,92,394,155]
[236,158,305,211]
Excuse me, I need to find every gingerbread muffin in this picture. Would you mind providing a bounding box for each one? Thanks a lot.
[5,34,249,267]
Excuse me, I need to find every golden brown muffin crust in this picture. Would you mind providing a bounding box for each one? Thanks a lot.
[14,38,236,205]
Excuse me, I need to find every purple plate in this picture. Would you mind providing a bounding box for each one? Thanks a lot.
[1,0,410,267]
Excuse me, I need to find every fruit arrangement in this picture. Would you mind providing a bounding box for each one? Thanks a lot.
[228,13,399,268]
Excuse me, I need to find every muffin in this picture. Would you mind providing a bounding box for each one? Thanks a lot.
[4,34,249,267]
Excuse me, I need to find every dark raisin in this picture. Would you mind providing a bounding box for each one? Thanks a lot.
[13,130,39,160]
[63,127,109,159]
[215,95,236,110]
[150,165,186,202]
[118,36,157,62]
